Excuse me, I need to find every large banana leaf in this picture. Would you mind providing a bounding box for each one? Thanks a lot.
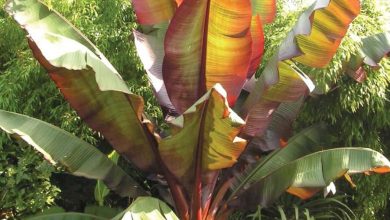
[292,0,360,67]
[5,0,157,171]
[0,110,147,197]
[241,0,360,137]
[131,0,177,25]
[26,213,107,220]
[159,84,246,214]
[251,0,276,23]
[162,0,256,113]
[26,206,121,220]
[347,32,390,82]
[230,124,331,200]
[236,148,390,208]
[112,197,179,220]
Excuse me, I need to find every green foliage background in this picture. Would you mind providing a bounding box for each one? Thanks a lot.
[0,0,389,219]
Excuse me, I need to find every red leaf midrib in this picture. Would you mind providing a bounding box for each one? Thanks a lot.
[198,0,212,100]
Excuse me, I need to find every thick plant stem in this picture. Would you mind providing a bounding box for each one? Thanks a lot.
[191,0,211,216]
[139,115,190,220]
[191,99,210,220]
[206,178,233,220]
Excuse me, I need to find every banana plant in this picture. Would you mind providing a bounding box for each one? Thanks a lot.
[2,0,390,220]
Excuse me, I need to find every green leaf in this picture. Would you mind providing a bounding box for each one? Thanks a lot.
[84,205,122,219]
[347,32,390,82]
[230,124,331,200]
[26,212,107,220]
[112,197,179,220]
[5,0,157,171]
[238,148,390,207]
[94,151,120,206]
[0,110,147,197]
[24,206,122,220]
[277,206,287,220]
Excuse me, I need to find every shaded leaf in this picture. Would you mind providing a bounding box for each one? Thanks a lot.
[94,151,120,206]
[0,110,147,197]
[84,205,122,219]
[247,97,306,152]
[26,213,107,220]
[133,28,176,114]
[5,0,157,171]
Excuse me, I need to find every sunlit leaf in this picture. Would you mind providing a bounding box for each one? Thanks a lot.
[241,0,360,137]
[163,0,254,113]
[242,61,314,137]
[159,84,246,180]
[131,0,177,25]
[293,0,360,67]
[247,15,265,79]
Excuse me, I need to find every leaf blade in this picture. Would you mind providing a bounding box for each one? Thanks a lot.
[0,110,147,198]
[163,0,254,113]
[238,148,390,207]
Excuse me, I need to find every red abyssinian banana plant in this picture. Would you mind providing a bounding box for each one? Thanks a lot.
[1,0,390,220]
